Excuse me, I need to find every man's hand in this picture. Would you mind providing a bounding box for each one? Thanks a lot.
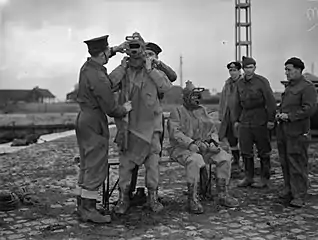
[234,121,240,135]
[195,140,208,153]
[277,113,289,122]
[267,121,275,130]
[145,57,153,71]
[208,143,221,154]
[123,101,132,112]
[113,41,127,53]
[189,143,200,153]
[152,58,161,66]
[121,56,129,68]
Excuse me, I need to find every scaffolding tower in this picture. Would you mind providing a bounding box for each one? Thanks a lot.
[235,0,252,62]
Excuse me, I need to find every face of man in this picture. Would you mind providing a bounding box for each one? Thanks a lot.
[243,64,256,78]
[145,50,158,60]
[100,47,111,65]
[229,68,240,79]
[285,64,302,81]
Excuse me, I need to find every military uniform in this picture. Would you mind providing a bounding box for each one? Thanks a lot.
[276,57,317,207]
[76,35,128,223]
[168,83,239,213]
[233,57,277,188]
[111,43,173,214]
[219,62,242,171]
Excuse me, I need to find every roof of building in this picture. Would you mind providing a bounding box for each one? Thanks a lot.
[0,88,55,103]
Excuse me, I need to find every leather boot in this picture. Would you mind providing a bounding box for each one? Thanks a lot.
[78,198,111,223]
[187,183,204,214]
[279,164,292,199]
[217,178,239,207]
[237,157,254,187]
[114,187,130,214]
[147,189,164,212]
[252,157,271,188]
[199,166,209,198]
[278,186,292,200]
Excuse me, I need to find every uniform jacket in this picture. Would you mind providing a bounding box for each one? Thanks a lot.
[277,76,317,137]
[75,58,127,190]
[233,73,277,126]
[218,75,242,140]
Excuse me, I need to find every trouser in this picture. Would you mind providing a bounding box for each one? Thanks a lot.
[238,124,271,159]
[238,124,271,181]
[171,148,232,184]
[130,116,165,193]
[119,132,161,191]
[225,124,239,151]
[277,127,309,200]
[76,110,109,199]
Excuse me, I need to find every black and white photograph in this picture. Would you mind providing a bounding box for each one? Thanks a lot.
[0,0,318,239]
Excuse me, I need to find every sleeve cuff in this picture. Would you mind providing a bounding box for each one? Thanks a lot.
[287,113,294,122]
[109,47,117,58]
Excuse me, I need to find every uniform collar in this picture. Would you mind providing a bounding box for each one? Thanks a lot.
[288,75,304,86]
[86,57,107,72]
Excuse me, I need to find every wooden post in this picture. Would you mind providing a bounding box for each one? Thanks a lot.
[180,55,183,87]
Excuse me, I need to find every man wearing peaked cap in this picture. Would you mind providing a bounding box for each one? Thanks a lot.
[233,56,277,189]
[219,61,243,175]
[75,35,132,223]
[275,57,317,208]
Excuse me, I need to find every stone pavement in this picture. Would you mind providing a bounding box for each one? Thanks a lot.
[1,134,318,240]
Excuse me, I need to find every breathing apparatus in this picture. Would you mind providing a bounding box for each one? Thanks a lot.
[125,32,146,59]
[183,84,205,109]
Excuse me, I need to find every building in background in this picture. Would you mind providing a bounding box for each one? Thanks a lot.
[0,86,56,106]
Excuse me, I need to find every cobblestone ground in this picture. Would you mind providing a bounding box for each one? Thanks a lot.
[1,131,318,240]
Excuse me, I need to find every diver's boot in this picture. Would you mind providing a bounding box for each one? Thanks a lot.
[147,189,164,213]
[216,178,239,208]
[114,186,130,214]
[187,182,204,214]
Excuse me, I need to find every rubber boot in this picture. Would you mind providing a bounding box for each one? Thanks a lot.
[199,166,209,198]
[78,198,111,223]
[237,157,254,187]
[252,156,271,188]
[217,178,239,207]
[147,189,164,212]
[114,187,130,214]
[187,183,204,214]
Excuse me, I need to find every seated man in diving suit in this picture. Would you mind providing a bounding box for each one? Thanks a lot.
[167,82,239,213]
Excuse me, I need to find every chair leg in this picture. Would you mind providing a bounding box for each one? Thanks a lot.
[102,181,106,208]
[129,166,139,198]
[208,164,213,195]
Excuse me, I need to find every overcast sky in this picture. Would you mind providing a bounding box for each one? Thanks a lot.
[0,0,317,100]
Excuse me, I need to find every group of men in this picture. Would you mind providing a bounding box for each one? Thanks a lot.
[74,32,317,224]
[219,56,317,208]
